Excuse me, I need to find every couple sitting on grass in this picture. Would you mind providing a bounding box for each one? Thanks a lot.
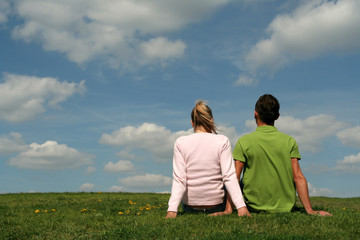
[166,94,332,218]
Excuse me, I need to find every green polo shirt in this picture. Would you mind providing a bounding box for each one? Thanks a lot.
[233,125,301,212]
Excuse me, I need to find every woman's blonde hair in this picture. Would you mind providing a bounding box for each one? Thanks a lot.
[191,99,217,134]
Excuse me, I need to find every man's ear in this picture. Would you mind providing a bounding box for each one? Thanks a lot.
[254,111,259,119]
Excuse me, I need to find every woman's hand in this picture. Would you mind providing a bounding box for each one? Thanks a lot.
[166,211,177,218]
[237,206,252,217]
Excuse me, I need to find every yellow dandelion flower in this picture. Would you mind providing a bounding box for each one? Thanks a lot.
[52,209,56,212]
[118,212,124,215]
[129,200,133,204]
[98,199,102,202]
[45,210,48,213]
[343,207,347,210]
[81,209,87,212]
[159,205,162,207]
[137,212,141,215]
[35,210,40,213]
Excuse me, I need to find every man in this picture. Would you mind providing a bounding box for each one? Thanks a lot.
[226,94,331,215]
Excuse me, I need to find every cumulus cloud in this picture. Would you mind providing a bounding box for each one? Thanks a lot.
[85,166,96,175]
[0,0,11,24]
[99,123,193,162]
[139,37,186,65]
[334,152,360,174]
[276,114,347,153]
[104,160,135,173]
[244,114,347,153]
[118,173,172,192]
[217,125,243,149]
[10,0,230,68]
[307,182,334,197]
[79,183,95,192]
[336,126,360,148]
[239,0,360,84]
[9,140,95,170]
[107,185,123,192]
[0,73,85,123]
[0,132,28,155]
[116,150,135,160]
[234,74,258,86]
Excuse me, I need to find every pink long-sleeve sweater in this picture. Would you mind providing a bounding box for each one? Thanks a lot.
[167,133,246,212]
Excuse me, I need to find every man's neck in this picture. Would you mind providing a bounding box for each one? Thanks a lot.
[256,119,274,127]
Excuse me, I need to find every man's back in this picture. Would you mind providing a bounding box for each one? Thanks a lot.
[233,125,301,212]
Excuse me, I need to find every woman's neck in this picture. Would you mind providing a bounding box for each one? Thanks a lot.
[194,125,209,133]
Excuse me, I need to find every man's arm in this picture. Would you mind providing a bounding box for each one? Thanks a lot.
[291,158,332,216]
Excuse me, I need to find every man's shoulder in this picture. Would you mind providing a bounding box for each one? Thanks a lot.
[238,131,257,141]
[276,130,296,141]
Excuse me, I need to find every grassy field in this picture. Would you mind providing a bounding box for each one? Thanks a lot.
[0,192,359,239]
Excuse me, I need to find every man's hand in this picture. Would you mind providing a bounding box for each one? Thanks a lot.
[308,210,332,216]
[237,206,252,217]
[166,211,177,218]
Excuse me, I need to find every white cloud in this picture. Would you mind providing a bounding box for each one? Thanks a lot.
[234,74,258,86]
[334,152,360,173]
[79,183,95,192]
[10,0,230,68]
[104,160,135,173]
[0,0,11,24]
[107,185,123,192]
[242,0,360,78]
[100,123,252,163]
[116,150,135,160]
[0,132,28,155]
[85,166,96,175]
[336,126,360,148]
[217,125,242,149]
[9,140,95,170]
[0,73,85,123]
[244,114,347,153]
[307,182,334,197]
[139,37,186,65]
[276,114,347,153]
[118,173,172,192]
[99,123,192,162]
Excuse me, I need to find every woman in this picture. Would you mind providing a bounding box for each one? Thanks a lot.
[166,100,250,218]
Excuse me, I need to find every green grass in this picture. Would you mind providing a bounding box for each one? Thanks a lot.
[0,193,359,239]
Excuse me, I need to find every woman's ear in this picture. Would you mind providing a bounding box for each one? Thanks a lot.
[191,120,194,128]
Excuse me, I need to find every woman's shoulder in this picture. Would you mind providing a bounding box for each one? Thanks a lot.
[176,133,229,142]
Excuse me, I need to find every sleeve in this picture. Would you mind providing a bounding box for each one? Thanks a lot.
[232,138,246,162]
[167,139,187,212]
[220,137,246,209]
[290,137,301,160]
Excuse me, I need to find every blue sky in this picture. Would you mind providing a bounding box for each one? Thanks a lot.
[0,0,359,197]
